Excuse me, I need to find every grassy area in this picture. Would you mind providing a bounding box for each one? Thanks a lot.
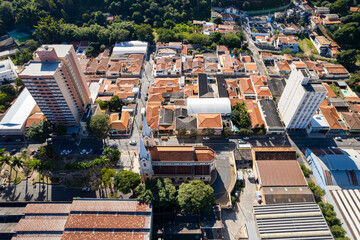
[298,37,318,56]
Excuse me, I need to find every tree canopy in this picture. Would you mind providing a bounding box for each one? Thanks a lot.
[25,121,52,142]
[87,115,111,140]
[136,178,177,208]
[177,180,214,213]
[114,170,141,194]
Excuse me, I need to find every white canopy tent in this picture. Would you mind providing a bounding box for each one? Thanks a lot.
[187,98,231,114]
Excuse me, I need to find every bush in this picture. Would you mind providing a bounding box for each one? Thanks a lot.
[14,177,22,185]
[231,196,237,206]
[300,163,312,178]
[308,181,325,202]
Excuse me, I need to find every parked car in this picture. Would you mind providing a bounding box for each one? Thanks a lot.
[82,187,90,192]
[0,185,5,190]
[335,137,342,141]
[129,140,137,145]
[238,139,246,144]
[10,149,17,155]
[243,136,250,140]
[269,136,276,140]
[203,136,210,140]
[355,137,360,141]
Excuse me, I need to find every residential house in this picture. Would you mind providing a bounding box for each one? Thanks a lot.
[340,112,360,133]
[197,113,223,135]
[110,110,131,135]
[322,14,341,26]
[319,106,347,135]
[276,35,299,53]
[174,108,197,134]
[322,63,350,79]
[244,63,258,74]
[275,60,291,75]
[239,78,256,99]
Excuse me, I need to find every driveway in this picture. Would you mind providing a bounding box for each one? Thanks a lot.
[222,172,257,240]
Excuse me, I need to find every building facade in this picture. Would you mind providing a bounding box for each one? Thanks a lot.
[278,69,327,130]
[139,117,216,183]
[19,45,90,126]
[0,58,17,85]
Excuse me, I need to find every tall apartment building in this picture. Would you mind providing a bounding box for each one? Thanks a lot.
[19,45,90,126]
[139,116,216,183]
[278,69,327,130]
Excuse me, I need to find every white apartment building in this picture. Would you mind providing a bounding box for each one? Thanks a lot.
[0,58,17,84]
[20,45,90,126]
[278,69,327,130]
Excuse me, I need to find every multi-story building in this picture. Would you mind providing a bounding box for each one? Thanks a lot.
[0,58,17,85]
[278,69,327,130]
[19,45,90,126]
[139,117,216,183]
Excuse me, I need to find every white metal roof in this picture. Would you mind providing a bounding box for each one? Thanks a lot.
[0,88,36,133]
[311,114,330,128]
[254,203,333,240]
[89,82,100,104]
[187,98,231,114]
[113,41,148,56]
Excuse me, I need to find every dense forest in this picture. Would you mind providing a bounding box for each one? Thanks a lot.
[0,0,210,35]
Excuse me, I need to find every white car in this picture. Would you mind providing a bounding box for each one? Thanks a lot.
[203,136,210,140]
[129,140,137,146]
[243,136,250,140]
[238,139,246,144]
[335,137,342,141]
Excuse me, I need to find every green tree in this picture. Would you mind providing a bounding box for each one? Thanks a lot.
[231,102,251,129]
[220,33,242,48]
[136,178,177,208]
[202,128,215,136]
[308,181,325,202]
[108,95,122,112]
[336,49,358,71]
[157,28,178,42]
[190,129,197,138]
[95,99,108,109]
[223,127,233,137]
[0,84,16,96]
[300,163,312,178]
[114,170,141,194]
[85,46,96,57]
[87,115,111,141]
[330,225,347,238]
[10,156,23,183]
[177,128,187,137]
[213,16,223,25]
[210,32,222,44]
[177,180,214,213]
[25,121,52,142]
[94,11,105,25]
[101,168,116,188]
[34,16,65,43]
[330,0,348,16]
[134,24,154,43]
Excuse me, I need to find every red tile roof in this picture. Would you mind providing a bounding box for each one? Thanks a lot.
[257,160,307,187]
[23,204,71,214]
[149,146,216,162]
[62,232,149,240]
[64,215,146,229]
[70,199,150,213]
[15,217,67,232]
[197,113,222,129]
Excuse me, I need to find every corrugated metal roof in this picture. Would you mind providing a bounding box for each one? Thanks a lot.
[254,203,333,240]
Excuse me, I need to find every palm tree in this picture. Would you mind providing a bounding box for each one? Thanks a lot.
[0,155,12,184]
[10,156,23,184]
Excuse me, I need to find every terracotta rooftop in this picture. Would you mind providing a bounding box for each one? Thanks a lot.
[341,112,360,130]
[62,232,149,240]
[276,60,291,71]
[241,56,252,63]
[246,100,266,128]
[257,160,307,187]
[239,78,255,95]
[64,215,146,229]
[149,145,216,162]
[25,113,45,128]
[12,234,62,240]
[70,199,150,213]
[251,75,266,86]
[244,63,258,71]
[255,86,271,97]
[320,106,347,130]
[116,78,139,85]
[110,111,130,130]
[23,203,71,214]
[15,217,67,232]
[292,61,307,69]
[197,113,222,129]
[322,83,336,98]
